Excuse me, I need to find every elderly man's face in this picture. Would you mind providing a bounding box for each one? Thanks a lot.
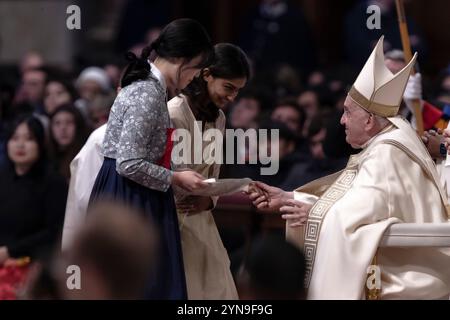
[340,96,371,148]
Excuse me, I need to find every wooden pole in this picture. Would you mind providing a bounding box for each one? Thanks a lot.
[395,0,424,135]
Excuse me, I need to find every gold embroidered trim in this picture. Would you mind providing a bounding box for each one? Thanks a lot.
[303,168,358,288]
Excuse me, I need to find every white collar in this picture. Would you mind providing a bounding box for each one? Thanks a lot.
[150,62,166,91]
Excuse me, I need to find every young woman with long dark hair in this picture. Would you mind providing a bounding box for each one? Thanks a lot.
[88,18,214,299]
[168,43,250,299]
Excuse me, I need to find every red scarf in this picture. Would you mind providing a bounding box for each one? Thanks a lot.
[157,128,175,169]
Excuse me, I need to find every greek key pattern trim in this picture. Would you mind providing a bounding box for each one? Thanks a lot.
[304,169,357,288]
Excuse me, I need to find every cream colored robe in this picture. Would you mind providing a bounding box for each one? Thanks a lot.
[288,117,450,299]
[168,95,238,300]
[62,124,106,251]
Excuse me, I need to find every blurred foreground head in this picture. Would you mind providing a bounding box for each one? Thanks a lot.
[25,201,158,299]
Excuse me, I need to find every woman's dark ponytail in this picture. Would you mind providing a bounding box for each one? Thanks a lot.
[120,19,213,89]
[120,46,154,88]
[140,45,153,60]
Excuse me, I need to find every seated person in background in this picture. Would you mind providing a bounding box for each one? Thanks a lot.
[220,87,273,179]
[48,105,90,181]
[270,97,308,153]
[270,98,306,138]
[87,93,116,129]
[297,88,321,137]
[0,115,67,266]
[258,121,310,190]
[279,114,348,190]
[15,67,48,115]
[227,86,272,130]
[74,66,112,120]
[43,78,77,117]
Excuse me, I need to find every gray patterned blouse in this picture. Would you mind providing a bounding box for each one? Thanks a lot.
[102,74,173,192]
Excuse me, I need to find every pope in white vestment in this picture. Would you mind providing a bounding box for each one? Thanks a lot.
[291,116,450,299]
[249,36,450,299]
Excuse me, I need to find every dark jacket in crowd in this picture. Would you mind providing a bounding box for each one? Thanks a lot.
[0,164,68,258]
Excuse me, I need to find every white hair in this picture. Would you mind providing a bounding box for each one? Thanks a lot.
[373,114,390,129]
[76,67,111,92]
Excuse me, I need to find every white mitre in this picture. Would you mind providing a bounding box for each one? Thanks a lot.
[348,35,418,117]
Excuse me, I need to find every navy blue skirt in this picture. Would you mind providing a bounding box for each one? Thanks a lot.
[89,158,187,300]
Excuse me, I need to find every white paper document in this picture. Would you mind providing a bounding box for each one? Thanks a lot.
[188,178,253,196]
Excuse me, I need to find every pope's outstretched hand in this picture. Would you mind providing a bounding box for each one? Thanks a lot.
[246,181,293,212]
